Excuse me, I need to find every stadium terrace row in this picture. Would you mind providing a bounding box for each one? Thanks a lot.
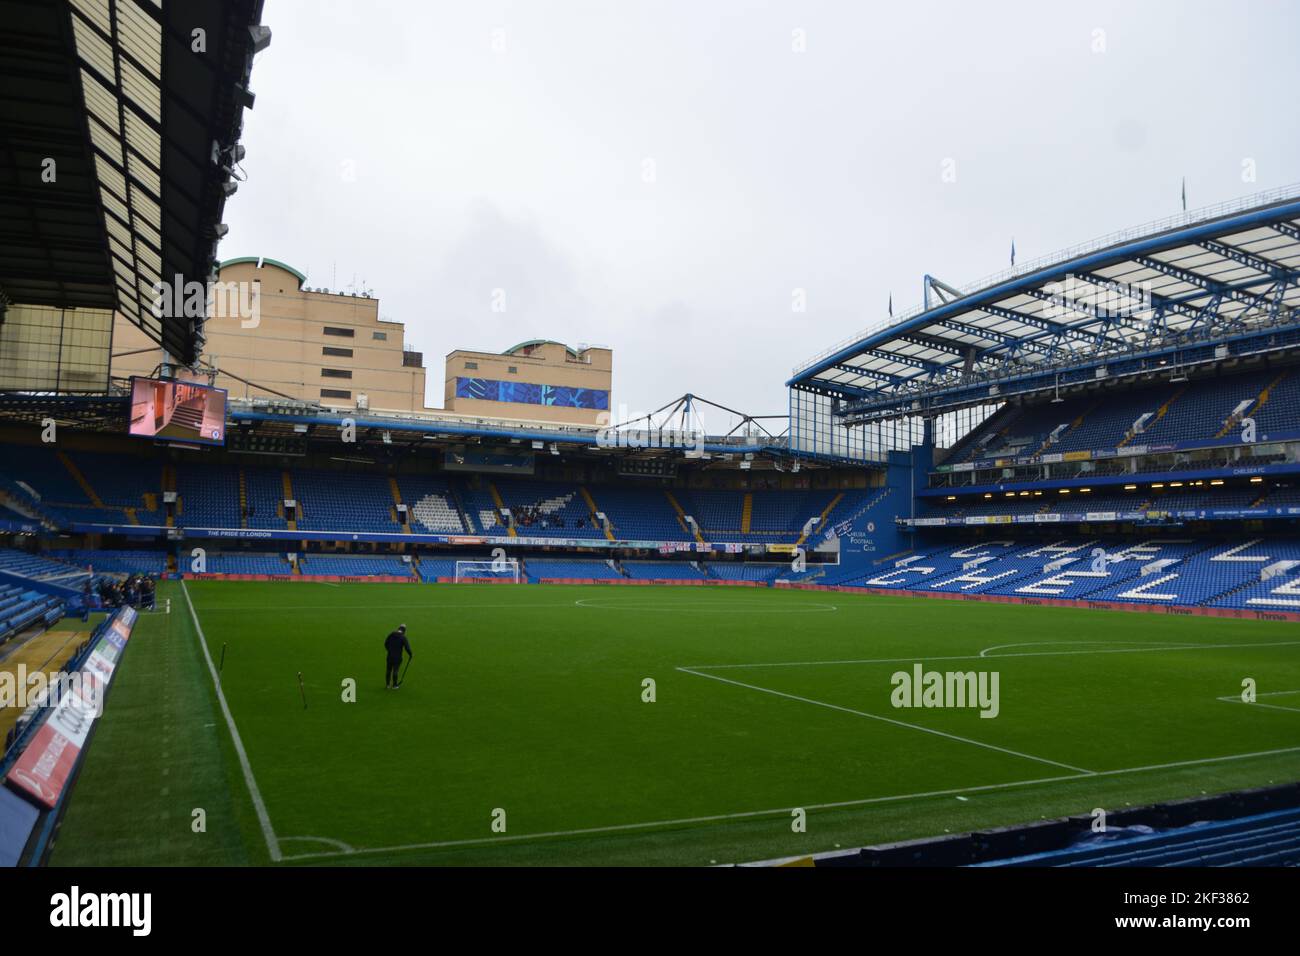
[0,447,868,544]
[0,549,85,644]
[943,367,1300,466]
[828,537,1300,610]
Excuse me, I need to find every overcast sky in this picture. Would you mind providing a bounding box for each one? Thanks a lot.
[223,0,1300,429]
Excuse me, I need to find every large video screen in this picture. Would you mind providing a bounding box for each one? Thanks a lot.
[128,377,227,446]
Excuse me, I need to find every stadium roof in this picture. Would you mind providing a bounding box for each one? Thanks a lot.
[789,185,1300,418]
[0,0,267,366]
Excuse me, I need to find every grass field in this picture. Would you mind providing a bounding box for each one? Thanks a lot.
[48,580,1300,866]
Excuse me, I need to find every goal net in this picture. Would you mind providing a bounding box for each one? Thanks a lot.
[454,558,521,583]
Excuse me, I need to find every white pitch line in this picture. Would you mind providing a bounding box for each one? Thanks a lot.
[181,580,282,862]
[682,638,1300,671]
[574,598,839,614]
[978,640,1196,657]
[191,602,580,612]
[676,666,1093,775]
[1216,689,1300,715]
[275,743,1300,862]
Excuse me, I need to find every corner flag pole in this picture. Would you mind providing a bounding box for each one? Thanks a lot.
[297,671,307,709]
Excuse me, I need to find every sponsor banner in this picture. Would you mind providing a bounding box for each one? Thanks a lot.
[963,516,989,525]
[1033,513,1062,522]
[911,517,947,527]
[5,723,80,807]
[1085,511,1118,522]
[767,543,797,554]
[4,621,125,810]
[1062,451,1092,462]
[182,574,417,583]
[951,462,974,473]
[1039,453,1063,464]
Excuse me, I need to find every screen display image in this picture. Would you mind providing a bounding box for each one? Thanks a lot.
[128,377,227,445]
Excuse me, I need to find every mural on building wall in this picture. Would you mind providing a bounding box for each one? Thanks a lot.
[455,377,609,410]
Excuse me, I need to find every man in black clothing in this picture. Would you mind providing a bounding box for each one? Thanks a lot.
[384,624,412,689]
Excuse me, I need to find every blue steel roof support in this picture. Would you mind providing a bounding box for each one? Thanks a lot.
[829,364,910,386]
[788,196,1300,391]
[1271,221,1300,242]
[1133,255,1275,317]
[1197,239,1289,277]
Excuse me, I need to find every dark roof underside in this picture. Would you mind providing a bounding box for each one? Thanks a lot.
[0,0,265,366]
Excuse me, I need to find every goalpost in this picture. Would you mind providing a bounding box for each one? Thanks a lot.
[454,558,521,583]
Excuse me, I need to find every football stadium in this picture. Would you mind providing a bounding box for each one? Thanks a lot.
[0,2,1298,918]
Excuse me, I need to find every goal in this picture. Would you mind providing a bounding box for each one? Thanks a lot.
[454,558,521,583]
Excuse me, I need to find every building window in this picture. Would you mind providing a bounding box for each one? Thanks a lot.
[372,331,387,341]
[321,388,351,399]
[323,346,353,358]
[322,368,353,379]
[323,326,354,337]
[507,366,517,374]
[464,361,478,370]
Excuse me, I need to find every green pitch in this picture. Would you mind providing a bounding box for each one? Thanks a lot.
[49,580,1300,866]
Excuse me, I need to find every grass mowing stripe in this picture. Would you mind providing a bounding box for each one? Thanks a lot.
[49,586,255,866]
[181,580,282,862]
[676,666,1095,774]
[278,743,1300,862]
[107,582,1300,865]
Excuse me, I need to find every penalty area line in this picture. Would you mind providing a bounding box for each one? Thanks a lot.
[275,743,1300,863]
[181,580,283,863]
[676,666,1093,775]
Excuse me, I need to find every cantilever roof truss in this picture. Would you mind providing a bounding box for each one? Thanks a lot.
[789,190,1300,418]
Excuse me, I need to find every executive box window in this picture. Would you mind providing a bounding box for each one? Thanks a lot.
[373,331,387,341]
[321,388,351,399]
[322,368,353,379]
[323,326,355,337]
[323,346,353,358]
[464,361,478,370]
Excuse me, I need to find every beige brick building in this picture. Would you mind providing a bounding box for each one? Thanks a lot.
[444,340,613,426]
[110,258,428,413]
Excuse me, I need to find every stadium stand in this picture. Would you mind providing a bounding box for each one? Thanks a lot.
[942,368,1300,467]
[978,806,1300,867]
[297,555,413,577]
[197,553,294,576]
[525,558,623,580]
[0,584,63,645]
[848,537,1300,609]
[622,561,706,580]
[47,550,167,575]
